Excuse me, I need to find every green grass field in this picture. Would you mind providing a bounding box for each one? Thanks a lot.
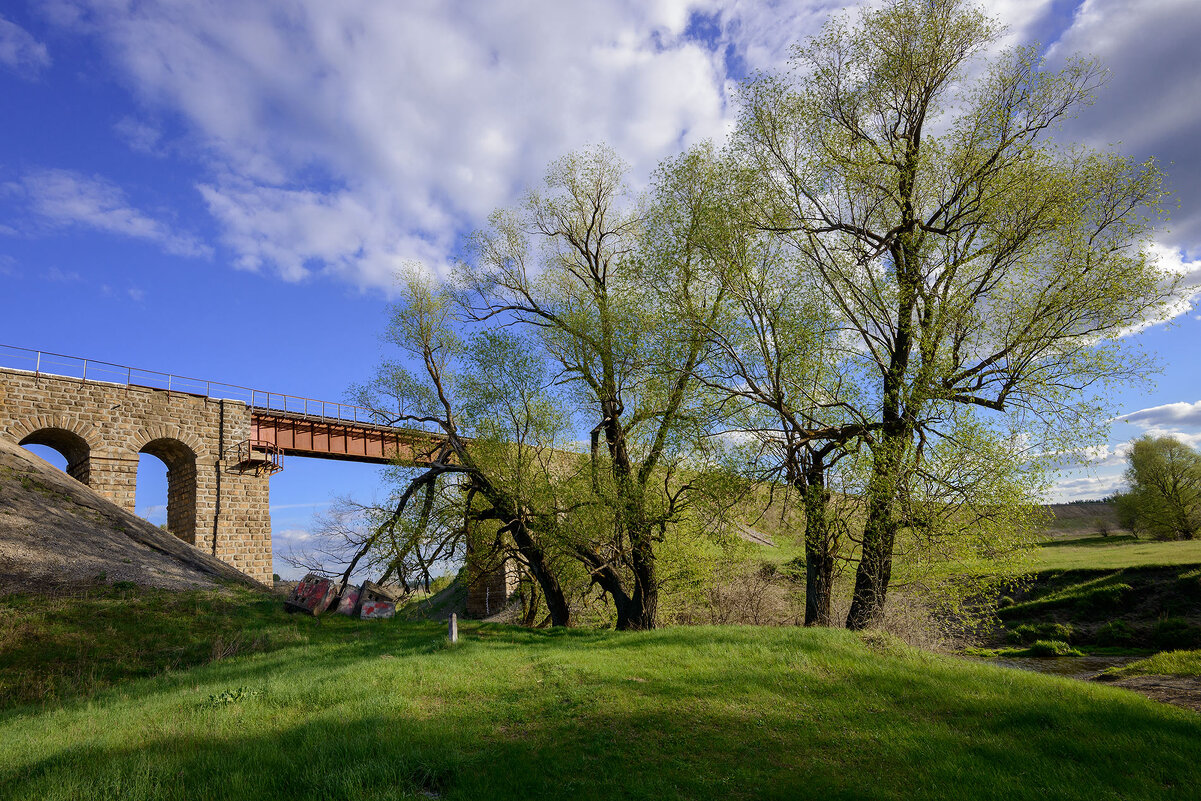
[2,588,1200,800]
[1034,535,1201,571]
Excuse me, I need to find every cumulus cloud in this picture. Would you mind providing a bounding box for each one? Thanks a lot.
[43,0,741,289]
[36,0,1197,298]
[0,15,50,76]
[14,169,211,258]
[1114,401,1201,457]
[1048,0,1201,260]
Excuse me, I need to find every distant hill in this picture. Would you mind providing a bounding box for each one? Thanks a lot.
[0,436,264,593]
[1044,500,1121,536]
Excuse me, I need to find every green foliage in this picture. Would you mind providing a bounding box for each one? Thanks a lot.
[200,687,263,709]
[1153,617,1201,651]
[428,573,455,594]
[1075,582,1133,613]
[1107,649,1201,679]
[1025,640,1084,658]
[1095,620,1137,647]
[733,0,1175,628]
[1114,436,1201,541]
[1008,622,1074,645]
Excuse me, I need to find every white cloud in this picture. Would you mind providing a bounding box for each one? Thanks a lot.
[39,0,1198,298]
[43,1,741,289]
[0,15,50,76]
[43,266,82,282]
[1048,0,1201,257]
[17,169,211,258]
[1050,473,1125,502]
[1121,400,1201,429]
[113,116,164,156]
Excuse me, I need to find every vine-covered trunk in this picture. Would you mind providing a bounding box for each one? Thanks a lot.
[845,430,906,630]
[801,459,835,627]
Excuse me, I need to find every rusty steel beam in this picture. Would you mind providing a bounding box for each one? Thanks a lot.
[250,411,446,466]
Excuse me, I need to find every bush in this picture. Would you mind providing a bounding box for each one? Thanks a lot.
[1176,569,1201,597]
[1026,640,1083,657]
[428,574,456,594]
[1153,618,1201,651]
[1009,622,1074,645]
[1075,583,1132,613]
[1094,620,1136,647]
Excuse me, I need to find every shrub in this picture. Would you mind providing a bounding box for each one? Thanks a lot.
[1010,622,1074,645]
[1094,620,1136,647]
[1153,618,1201,651]
[1075,583,1132,613]
[1026,640,1083,657]
[1176,569,1201,597]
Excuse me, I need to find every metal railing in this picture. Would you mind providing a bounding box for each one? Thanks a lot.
[0,343,435,431]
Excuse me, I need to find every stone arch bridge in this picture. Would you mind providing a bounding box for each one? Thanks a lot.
[0,346,446,585]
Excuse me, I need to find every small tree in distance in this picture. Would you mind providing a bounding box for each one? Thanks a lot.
[1114,436,1201,540]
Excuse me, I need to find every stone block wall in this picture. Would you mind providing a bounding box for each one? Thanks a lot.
[0,367,275,583]
[465,557,519,618]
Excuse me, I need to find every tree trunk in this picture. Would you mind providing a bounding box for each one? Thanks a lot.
[508,518,572,627]
[845,432,905,630]
[621,521,658,630]
[801,459,834,627]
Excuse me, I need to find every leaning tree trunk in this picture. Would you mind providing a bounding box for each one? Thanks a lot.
[503,515,573,627]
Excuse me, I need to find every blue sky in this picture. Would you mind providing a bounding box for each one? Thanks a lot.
[2,0,1199,576]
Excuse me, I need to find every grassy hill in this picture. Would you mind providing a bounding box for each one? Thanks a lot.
[2,588,1200,800]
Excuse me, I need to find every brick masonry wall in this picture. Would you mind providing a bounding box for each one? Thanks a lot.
[0,367,274,583]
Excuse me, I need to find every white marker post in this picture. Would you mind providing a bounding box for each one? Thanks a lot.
[449,612,458,644]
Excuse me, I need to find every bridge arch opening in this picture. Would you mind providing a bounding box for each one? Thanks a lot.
[137,438,198,545]
[18,428,91,484]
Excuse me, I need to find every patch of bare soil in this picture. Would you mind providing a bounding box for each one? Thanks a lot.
[0,436,263,594]
[1105,675,1201,714]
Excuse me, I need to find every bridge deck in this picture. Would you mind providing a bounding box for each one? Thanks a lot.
[250,411,445,465]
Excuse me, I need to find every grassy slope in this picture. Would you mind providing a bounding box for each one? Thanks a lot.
[2,592,1201,800]
[0,586,312,709]
[1109,650,1201,679]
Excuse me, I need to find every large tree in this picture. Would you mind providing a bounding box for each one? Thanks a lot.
[351,268,577,626]
[458,146,730,630]
[657,144,870,626]
[736,0,1175,628]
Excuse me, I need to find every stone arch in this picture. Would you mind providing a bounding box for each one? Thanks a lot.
[13,416,101,485]
[137,435,200,545]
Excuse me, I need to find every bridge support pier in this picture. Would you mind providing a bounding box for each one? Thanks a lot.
[87,455,140,513]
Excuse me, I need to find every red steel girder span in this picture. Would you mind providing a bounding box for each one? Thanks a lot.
[250,411,445,465]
